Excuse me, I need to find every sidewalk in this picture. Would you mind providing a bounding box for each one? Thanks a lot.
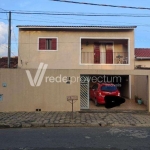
[0,111,150,128]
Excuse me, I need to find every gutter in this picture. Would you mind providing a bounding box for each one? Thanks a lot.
[135,66,150,70]
[16,26,137,30]
[135,57,150,60]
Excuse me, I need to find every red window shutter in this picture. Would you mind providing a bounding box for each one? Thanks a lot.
[51,39,57,50]
[39,38,46,50]
[94,50,100,64]
[94,44,100,64]
[106,49,113,64]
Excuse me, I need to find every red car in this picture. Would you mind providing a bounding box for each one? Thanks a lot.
[90,83,120,106]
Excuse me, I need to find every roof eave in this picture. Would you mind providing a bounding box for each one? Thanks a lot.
[16,26,137,30]
[135,57,150,60]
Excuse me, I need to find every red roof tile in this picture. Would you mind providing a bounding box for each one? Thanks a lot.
[135,48,150,57]
[0,57,18,68]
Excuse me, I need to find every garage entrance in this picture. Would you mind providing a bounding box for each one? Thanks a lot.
[89,75,130,99]
[80,75,147,111]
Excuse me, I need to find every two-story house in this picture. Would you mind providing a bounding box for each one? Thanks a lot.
[1,25,150,112]
[17,25,135,69]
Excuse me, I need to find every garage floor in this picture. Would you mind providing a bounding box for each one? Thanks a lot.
[89,99,147,111]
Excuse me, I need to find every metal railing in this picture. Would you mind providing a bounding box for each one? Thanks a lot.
[81,52,128,64]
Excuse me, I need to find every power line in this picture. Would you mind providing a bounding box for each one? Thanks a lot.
[0,17,149,29]
[0,8,7,11]
[1,16,150,27]
[0,11,9,13]
[9,12,150,17]
[11,24,18,50]
[11,51,16,57]
[1,11,150,18]
[9,12,150,27]
[11,14,150,27]
[1,10,150,18]
[50,0,150,10]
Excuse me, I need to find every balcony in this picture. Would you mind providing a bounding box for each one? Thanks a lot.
[81,38,129,65]
[81,52,128,64]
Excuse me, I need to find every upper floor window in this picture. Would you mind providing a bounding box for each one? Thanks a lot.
[81,38,129,65]
[39,38,57,50]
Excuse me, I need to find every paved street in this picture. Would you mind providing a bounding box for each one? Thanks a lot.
[0,111,150,128]
[0,127,150,150]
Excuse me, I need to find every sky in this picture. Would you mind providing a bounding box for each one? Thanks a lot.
[0,0,150,57]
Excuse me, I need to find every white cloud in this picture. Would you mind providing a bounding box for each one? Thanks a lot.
[0,44,8,56]
[0,22,8,57]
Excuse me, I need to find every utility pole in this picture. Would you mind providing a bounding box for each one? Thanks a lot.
[8,11,11,68]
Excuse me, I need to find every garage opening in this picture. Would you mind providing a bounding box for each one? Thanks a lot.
[89,75,130,99]
[80,75,147,111]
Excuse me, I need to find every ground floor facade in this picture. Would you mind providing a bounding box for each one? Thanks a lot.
[0,69,150,112]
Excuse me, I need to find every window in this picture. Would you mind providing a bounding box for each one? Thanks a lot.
[39,38,57,50]
[101,85,117,92]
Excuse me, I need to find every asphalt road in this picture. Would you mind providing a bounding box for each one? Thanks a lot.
[0,127,150,150]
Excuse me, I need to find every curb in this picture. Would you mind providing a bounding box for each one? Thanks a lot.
[0,123,100,128]
[1,123,150,128]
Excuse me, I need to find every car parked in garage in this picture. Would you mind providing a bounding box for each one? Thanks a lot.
[90,83,120,106]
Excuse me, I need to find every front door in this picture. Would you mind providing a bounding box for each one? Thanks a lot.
[94,44,100,64]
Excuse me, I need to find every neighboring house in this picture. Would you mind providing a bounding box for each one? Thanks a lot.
[135,48,150,69]
[134,48,150,105]
[2,25,150,112]
[0,57,18,68]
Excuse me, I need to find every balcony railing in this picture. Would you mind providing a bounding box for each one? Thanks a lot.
[81,52,128,64]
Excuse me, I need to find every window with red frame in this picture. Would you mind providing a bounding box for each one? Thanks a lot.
[39,38,57,50]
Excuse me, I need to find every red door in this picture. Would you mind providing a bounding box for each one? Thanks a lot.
[94,44,100,64]
[106,49,113,64]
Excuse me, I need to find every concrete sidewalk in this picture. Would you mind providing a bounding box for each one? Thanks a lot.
[0,111,150,128]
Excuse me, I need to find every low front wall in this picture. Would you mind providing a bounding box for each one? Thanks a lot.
[0,69,150,112]
[0,69,80,112]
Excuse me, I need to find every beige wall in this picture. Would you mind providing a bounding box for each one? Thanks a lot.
[134,75,148,105]
[131,75,135,99]
[18,29,135,70]
[135,60,150,67]
[1,69,150,112]
[0,69,80,112]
